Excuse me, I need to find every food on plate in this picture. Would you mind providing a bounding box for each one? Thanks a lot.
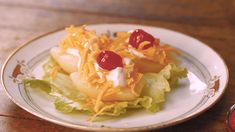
[24,25,187,121]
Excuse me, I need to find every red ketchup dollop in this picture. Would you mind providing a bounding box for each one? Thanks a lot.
[96,50,123,71]
[228,109,235,131]
[128,29,156,50]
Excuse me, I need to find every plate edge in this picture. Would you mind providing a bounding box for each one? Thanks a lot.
[0,23,230,132]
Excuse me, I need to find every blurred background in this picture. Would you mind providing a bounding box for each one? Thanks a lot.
[0,0,235,131]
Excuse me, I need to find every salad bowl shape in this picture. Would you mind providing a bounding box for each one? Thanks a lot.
[1,24,228,131]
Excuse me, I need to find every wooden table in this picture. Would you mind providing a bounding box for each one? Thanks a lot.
[0,0,234,131]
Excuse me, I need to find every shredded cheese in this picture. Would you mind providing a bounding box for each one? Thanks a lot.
[88,104,115,122]
[94,85,110,112]
[104,87,121,97]
[138,41,151,50]
[57,26,179,121]
[50,66,61,79]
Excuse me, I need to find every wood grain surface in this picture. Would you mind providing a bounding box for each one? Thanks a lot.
[0,0,235,131]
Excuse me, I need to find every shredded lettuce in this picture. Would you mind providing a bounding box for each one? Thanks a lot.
[23,79,51,93]
[141,63,187,112]
[23,57,187,121]
[160,63,188,87]
[42,56,61,80]
[52,92,91,113]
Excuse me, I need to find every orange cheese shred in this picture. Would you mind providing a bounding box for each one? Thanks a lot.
[50,66,61,79]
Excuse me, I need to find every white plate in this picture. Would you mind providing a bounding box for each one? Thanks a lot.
[1,24,229,131]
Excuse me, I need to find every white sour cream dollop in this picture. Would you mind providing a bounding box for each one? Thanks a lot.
[106,67,126,87]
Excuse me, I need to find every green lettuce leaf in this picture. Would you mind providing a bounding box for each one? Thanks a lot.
[24,57,89,113]
[141,73,167,112]
[23,77,91,113]
[43,56,58,80]
[23,79,51,93]
[102,102,128,116]
[42,56,87,100]
[52,92,92,113]
[160,63,188,87]
[141,63,188,112]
